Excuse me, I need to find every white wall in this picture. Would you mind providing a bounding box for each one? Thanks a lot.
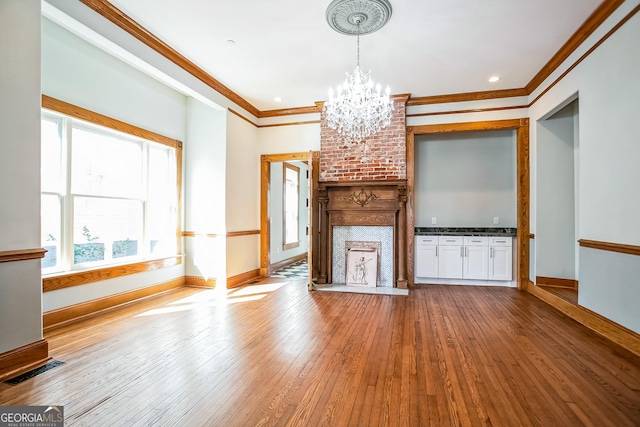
[226,113,261,277]
[270,161,310,264]
[535,101,577,280]
[529,2,640,333]
[577,18,640,245]
[258,124,321,154]
[41,18,187,310]
[43,0,257,119]
[42,18,186,141]
[580,248,640,333]
[184,98,227,281]
[414,130,517,228]
[0,0,44,353]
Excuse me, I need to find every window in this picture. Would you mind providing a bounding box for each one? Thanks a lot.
[41,111,178,274]
[283,162,300,250]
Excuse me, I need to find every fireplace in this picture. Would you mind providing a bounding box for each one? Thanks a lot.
[317,180,407,288]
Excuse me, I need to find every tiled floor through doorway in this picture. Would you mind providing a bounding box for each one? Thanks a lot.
[270,259,309,279]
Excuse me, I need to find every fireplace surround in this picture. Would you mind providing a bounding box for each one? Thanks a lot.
[317,180,407,288]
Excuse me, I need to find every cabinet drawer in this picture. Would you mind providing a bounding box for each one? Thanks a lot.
[439,236,463,246]
[464,236,488,246]
[416,236,438,245]
[489,237,512,246]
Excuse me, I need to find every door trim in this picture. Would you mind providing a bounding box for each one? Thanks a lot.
[260,152,320,278]
[406,119,530,289]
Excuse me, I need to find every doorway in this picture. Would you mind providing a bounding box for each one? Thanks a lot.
[260,152,319,288]
[534,98,579,305]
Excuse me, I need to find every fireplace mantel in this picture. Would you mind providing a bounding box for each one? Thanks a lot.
[317,180,408,288]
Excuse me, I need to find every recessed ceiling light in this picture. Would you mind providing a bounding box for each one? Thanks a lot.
[226,39,235,45]
[488,76,501,83]
[274,97,282,102]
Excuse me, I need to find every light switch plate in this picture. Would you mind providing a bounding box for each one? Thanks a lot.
[431,217,437,225]
[493,217,499,224]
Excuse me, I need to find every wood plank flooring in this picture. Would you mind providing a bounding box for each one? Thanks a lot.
[1,279,639,426]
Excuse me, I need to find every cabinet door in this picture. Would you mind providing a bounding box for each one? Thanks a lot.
[415,244,438,278]
[438,245,463,279]
[489,246,512,280]
[464,245,489,279]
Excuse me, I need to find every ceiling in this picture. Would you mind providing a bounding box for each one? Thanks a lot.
[106,0,603,112]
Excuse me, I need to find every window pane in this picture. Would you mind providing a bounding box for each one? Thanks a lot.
[148,145,176,256]
[41,194,61,270]
[148,145,174,201]
[41,118,62,193]
[71,127,143,198]
[73,197,143,264]
[147,201,176,256]
[284,164,299,246]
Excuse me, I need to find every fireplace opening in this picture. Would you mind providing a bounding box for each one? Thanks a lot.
[332,226,393,287]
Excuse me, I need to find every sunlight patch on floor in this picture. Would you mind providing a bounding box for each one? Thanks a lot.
[229,282,286,297]
[134,282,289,317]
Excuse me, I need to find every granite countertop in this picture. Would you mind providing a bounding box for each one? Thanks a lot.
[415,227,517,237]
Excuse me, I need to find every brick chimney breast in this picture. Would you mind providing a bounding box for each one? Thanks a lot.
[320,98,407,182]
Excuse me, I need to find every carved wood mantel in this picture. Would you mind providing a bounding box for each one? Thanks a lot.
[317,180,408,289]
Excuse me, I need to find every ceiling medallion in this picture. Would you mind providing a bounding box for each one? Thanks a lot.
[324,0,394,143]
[326,0,392,35]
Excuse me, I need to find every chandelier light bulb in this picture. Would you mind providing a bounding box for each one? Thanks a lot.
[324,64,394,143]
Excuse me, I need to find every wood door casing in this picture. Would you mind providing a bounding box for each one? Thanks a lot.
[406,119,530,289]
[260,151,319,280]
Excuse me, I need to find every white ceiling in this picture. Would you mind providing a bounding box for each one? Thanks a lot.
[107,0,603,112]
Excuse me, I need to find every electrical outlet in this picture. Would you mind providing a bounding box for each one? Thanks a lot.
[431,217,437,225]
[493,217,499,224]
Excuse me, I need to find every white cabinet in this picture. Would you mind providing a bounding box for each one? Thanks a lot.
[415,236,438,278]
[463,237,489,279]
[489,237,512,280]
[415,234,513,285]
[437,236,463,279]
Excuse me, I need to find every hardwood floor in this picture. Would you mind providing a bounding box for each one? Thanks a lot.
[1,279,639,426]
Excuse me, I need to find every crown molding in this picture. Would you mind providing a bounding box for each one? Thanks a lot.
[79,0,624,119]
[79,0,260,118]
[525,0,625,93]
[407,88,528,107]
[260,104,322,118]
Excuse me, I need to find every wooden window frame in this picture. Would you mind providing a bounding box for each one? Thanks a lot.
[41,95,183,291]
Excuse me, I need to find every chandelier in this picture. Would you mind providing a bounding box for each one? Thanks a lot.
[324,0,394,143]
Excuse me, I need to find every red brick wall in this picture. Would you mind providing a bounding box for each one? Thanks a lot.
[320,98,407,182]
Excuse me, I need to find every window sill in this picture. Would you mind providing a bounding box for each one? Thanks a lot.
[283,242,300,251]
[42,255,183,292]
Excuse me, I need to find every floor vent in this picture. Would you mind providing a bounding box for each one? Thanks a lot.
[5,360,65,385]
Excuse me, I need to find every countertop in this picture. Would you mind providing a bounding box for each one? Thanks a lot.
[415,227,517,237]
